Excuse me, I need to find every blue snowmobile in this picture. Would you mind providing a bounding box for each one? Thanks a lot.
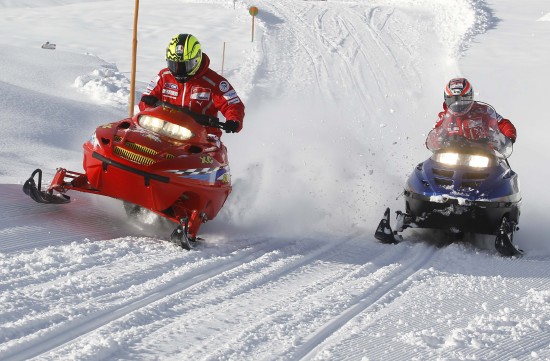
[375,105,522,256]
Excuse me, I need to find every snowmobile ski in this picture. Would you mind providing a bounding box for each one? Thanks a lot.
[494,217,523,257]
[23,169,70,204]
[170,217,195,250]
[374,208,399,244]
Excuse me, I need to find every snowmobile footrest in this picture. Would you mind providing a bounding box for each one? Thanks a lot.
[22,169,70,204]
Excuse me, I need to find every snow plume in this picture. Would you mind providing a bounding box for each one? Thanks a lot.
[74,63,130,110]
[427,0,495,58]
[453,0,496,56]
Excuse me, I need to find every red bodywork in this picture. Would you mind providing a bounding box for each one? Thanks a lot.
[47,106,232,239]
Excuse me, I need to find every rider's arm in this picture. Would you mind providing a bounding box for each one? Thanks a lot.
[434,102,448,128]
[138,72,165,111]
[210,76,245,133]
[498,118,517,143]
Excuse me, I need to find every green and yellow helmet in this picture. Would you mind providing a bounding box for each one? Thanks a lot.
[166,34,202,83]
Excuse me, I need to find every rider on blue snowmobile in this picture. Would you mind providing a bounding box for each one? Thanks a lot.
[434,78,517,143]
[374,77,522,256]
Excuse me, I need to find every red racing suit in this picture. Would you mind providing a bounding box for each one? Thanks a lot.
[139,53,245,137]
[435,102,517,142]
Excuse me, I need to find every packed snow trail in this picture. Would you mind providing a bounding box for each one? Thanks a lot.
[3,180,550,360]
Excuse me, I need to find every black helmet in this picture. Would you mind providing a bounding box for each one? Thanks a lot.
[166,34,202,83]
[444,78,474,115]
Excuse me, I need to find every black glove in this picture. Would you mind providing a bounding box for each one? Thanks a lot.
[224,120,240,133]
[141,95,160,107]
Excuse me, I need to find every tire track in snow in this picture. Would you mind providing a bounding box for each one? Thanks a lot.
[56,237,362,359]
[0,240,282,361]
[336,7,393,110]
[260,1,421,119]
[188,242,423,360]
[265,1,372,106]
[0,184,140,253]
[162,237,365,359]
[338,6,424,111]
[263,1,329,97]
[292,244,438,360]
[311,254,550,361]
[1,237,357,361]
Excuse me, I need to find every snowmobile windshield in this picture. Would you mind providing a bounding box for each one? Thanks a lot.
[426,116,513,159]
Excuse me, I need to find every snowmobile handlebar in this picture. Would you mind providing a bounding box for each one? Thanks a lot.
[154,101,228,130]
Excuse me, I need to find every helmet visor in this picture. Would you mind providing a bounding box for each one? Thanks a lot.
[445,95,473,114]
[167,57,200,78]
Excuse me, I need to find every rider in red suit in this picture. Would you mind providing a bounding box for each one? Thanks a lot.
[435,78,517,143]
[139,34,245,138]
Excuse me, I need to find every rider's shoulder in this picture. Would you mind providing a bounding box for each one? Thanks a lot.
[472,101,497,115]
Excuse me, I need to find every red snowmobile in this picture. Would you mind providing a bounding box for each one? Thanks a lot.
[23,102,233,249]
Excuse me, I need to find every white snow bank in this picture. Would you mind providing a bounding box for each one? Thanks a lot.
[0,0,93,7]
[74,64,130,110]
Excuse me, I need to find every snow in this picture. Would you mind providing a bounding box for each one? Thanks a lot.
[1,0,550,360]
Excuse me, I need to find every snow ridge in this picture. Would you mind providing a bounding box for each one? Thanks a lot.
[74,63,130,110]
[457,0,497,56]
[412,0,495,59]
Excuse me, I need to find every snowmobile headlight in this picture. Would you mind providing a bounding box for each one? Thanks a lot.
[437,152,459,165]
[161,122,193,141]
[139,115,193,141]
[139,115,165,133]
[435,152,489,168]
[467,155,489,168]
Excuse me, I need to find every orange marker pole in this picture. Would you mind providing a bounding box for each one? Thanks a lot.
[249,6,259,42]
[221,42,226,75]
[129,0,139,117]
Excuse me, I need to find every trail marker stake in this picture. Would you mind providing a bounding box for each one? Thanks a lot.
[249,6,259,42]
[129,0,140,117]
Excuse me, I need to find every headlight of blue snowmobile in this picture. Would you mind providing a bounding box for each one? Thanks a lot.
[139,115,194,141]
[435,152,489,168]
[437,152,459,165]
[467,155,489,168]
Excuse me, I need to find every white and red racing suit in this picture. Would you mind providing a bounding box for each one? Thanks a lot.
[435,101,517,142]
[139,53,245,137]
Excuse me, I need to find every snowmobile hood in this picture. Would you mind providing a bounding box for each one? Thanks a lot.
[90,105,227,170]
